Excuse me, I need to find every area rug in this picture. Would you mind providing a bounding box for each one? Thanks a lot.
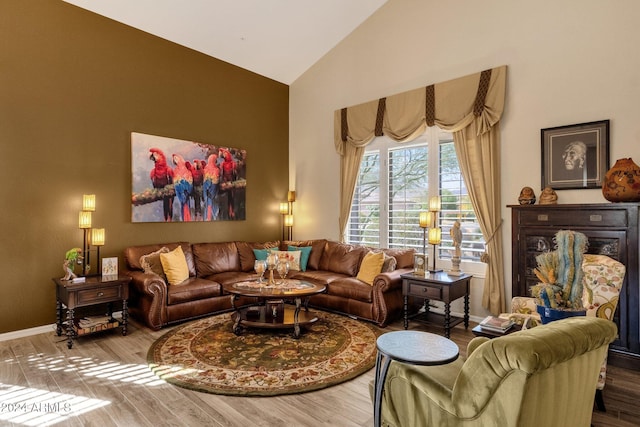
[147,310,381,396]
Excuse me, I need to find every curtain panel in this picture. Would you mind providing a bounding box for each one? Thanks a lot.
[334,65,507,314]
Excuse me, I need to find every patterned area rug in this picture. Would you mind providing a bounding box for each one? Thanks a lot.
[147,310,381,396]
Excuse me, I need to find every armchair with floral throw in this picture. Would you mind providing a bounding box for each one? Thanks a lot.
[501,253,625,412]
[581,253,626,411]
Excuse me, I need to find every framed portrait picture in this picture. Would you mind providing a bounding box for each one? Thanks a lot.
[413,254,426,276]
[541,120,609,190]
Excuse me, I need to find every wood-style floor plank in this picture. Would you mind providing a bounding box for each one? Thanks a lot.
[0,318,637,426]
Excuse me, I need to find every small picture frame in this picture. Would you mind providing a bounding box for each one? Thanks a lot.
[541,120,609,190]
[413,254,426,276]
[102,257,118,280]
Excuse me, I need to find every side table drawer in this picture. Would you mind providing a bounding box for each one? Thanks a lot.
[77,286,121,305]
[407,283,442,299]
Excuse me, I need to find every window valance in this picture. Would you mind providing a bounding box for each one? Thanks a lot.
[333,65,508,314]
[334,65,507,153]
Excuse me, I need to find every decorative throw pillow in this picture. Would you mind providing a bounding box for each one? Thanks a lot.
[381,253,397,272]
[270,250,302,271]
[139,247,170,280]
[159,245,189,285]
[289,245,312,271]
[252,248,270,261]
[357,251,385,285]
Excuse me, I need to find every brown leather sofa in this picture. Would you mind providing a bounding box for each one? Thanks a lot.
[123,239,415,330]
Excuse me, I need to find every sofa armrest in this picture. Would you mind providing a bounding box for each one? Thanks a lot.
[372,268,412,293]
[124,270,168,330]
[370,267,413,327]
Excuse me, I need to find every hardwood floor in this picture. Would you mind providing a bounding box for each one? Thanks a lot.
[1,318,638,426]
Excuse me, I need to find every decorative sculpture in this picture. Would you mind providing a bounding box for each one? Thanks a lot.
[539,187,558,205]
[518,186,536,205]
[449,221,463,275]
[62,247,83,280]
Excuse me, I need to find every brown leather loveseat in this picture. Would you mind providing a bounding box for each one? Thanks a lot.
[123,239,415,330]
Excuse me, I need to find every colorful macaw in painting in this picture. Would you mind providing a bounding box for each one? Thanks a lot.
[149,147,174,221]
[203,153,220,221]
[189,159,205,220]
[172,154,194,221]
[219,148,238,220]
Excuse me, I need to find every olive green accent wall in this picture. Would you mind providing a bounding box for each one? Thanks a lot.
[0,0,289,332]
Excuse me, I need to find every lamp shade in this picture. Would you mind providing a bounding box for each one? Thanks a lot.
[91,228,105,246]
[78,211,92,229]
[419,211,432,228]
[429,196,441,212]
[284,214,294,227]
[82,194,96,211]
[279,202,289,214]
[287,191,296,202]
[428,227,442,245]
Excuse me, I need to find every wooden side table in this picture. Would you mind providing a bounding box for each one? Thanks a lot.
[53,275,131,349]
[401,272,471,338]
[373,330,459,427]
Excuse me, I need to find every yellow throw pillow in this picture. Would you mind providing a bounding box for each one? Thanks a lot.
[159,246,189,285]
[357,251,385,285]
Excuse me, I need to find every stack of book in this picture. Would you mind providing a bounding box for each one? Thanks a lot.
[75,316,119,336]
[479,315,515,334]
[78,316,112,328]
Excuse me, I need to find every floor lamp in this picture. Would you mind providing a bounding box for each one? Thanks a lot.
[280,191,295,241]
[428,228,442,273]
[427,196,443,273]
[419,211,431,255]
[286,191,295,240]
[279,202,289,241]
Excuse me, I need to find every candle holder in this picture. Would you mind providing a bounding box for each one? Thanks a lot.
[266,252,278,285]
[254,260,267,283]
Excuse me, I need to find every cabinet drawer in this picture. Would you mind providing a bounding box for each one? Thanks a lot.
[77,286,121,305]
[519,208,628,227]
[407,283,442,299]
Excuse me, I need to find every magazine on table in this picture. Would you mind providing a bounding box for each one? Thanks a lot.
[479,315,515,333]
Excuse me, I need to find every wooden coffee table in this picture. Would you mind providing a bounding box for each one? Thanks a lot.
[223,280,325,338]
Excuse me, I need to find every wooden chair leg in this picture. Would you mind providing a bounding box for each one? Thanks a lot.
[595,389,606,412]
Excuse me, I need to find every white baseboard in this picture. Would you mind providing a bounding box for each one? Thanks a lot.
[0,311,124,342]
[0,324,56,342]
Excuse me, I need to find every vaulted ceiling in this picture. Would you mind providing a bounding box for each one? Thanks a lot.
[63,0,388,85]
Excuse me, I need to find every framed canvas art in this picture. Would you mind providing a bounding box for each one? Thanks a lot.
[131,132,246,222]
[541,120,609,190]
[102,257,118,281]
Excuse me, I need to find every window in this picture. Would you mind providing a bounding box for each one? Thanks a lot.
[347,128,485,272]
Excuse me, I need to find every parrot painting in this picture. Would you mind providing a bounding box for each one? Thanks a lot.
[172,153,194,221]
[203,153,220,221]
[189,159,205,220]
[219,148,238,220]
[149,147,174,221]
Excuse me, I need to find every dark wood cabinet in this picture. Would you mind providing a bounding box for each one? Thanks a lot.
[509,203,640,370]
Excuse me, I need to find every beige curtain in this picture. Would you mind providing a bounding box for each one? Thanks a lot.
[334,65,507,314]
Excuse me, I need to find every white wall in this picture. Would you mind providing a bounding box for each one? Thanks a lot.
[290,0,640,318]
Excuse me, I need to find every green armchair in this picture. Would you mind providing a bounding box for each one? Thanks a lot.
[375,317,617,427]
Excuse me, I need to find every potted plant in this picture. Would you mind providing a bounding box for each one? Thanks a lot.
[530,230,588,323]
